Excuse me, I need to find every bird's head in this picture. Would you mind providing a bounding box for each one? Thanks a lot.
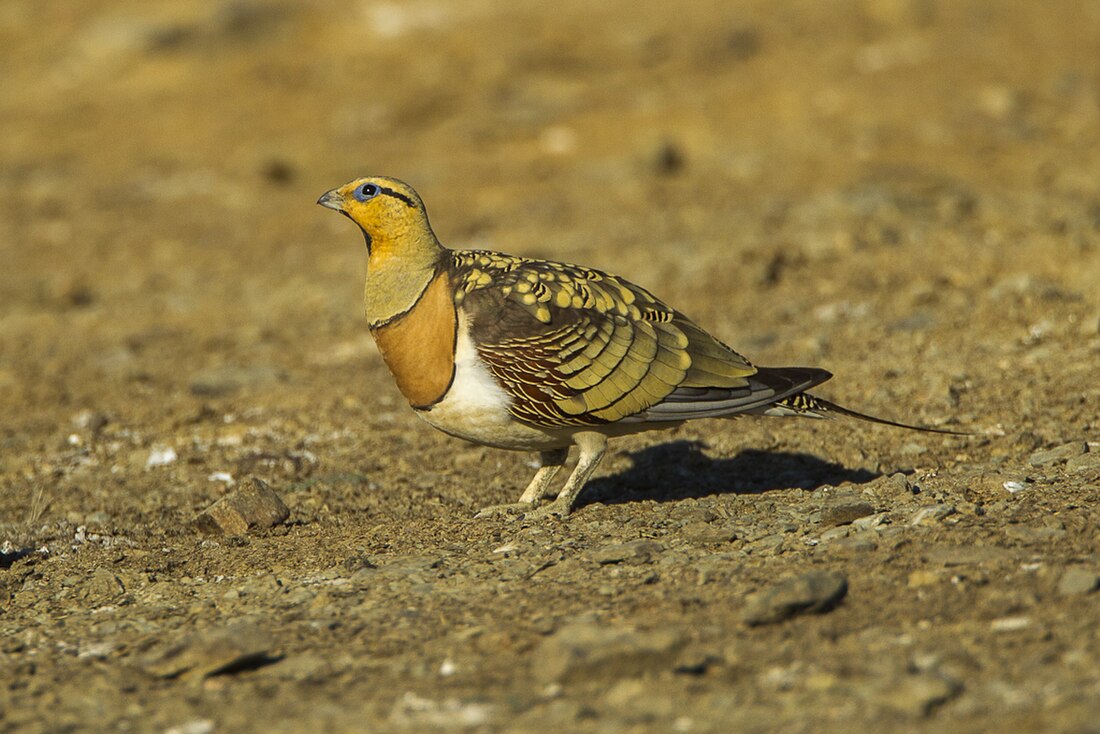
[317,176,432,254]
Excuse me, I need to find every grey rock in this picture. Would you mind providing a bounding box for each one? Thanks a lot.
[80,567,125,605]
[889,313,935,333]
[652,141,686,175]
[1066,451,1100,474]
[279,654,334,682]
[452,447,488,472]
[820,500,876,527]
[741,570,848,625]
[829,534,878,552]
[163,720,215,734]
[747,533,787,553]
[602,677,679,718]
[921,545,1016,567]
[819,525,851,542]
[910,504,956,526]
[189,365,284,397]
[1004,525,1066,543]
[587,539,664,565]
[508,700,586,731]
[907,569,943,587]
[851,512,889,531]
[143,623,277,679]
[85,510,111,526]
[1028,442,1087,466]
[694,559,732,585]
[681,522,738,545]
[1057,567,1099,596]
[72,409,110,432]
[879,673,963,717]
[672,506,719,524]
[194,477,290,535]
[899,441,928,456]
[532,622,685,684]
[388,692,495,729]
[865,472,916,500]
[376,555,443,582]
[990,616,1032,633]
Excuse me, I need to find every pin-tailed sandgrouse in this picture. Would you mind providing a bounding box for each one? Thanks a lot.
[318,177,960,518]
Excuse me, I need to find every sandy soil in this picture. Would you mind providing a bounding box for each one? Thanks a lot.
[2,1,1100,731]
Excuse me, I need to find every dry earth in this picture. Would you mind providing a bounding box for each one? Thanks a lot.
[2,1,1100,732]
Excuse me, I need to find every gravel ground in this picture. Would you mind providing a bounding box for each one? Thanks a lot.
[2,1,1099,732]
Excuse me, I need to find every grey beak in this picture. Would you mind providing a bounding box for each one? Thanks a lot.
[316,189,344,211]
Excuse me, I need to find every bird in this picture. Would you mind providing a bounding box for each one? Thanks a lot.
[317,176,962,519]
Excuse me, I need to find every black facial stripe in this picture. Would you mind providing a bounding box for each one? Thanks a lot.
[378,186,416,208]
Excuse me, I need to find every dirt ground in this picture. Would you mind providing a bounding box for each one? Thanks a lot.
[2,1,1100,731]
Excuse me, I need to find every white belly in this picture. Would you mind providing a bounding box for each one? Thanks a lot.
[415,315,568,451]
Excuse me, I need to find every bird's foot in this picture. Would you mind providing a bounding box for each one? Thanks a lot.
[523,499,572,520]
[474,501,535,519]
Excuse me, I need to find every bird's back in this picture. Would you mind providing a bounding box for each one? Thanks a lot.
[446,249,831,431]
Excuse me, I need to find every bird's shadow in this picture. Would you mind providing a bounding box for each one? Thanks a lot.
[580,440,879,508]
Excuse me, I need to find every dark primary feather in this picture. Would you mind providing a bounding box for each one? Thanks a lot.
[634,366,832,422]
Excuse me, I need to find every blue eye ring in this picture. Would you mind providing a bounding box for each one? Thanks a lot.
[354,183,380,202]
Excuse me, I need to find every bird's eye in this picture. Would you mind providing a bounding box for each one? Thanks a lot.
[354,183,380,202]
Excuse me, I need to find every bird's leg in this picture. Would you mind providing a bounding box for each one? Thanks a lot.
[517,448,569,503]
[474,448,568,518]
[526,432,607,519]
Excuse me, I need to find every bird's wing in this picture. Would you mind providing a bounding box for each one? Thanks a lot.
[449,250,822,428]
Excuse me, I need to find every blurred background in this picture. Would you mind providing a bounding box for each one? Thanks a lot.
[3,0,1098,432]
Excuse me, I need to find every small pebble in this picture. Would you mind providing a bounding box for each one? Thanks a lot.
[990,616,1031,633]
[909,504,956,526]
[741,570,848,626]
[194,477,290,535]
[144,623,277,679]
[587,539,664,565]
[270,653,331,682]
[1005,525,1066,542]
[879,673,962,718]
[80,567,125,605]
[145,446,178,468]
[1027,442,1086,467]
[189,365,283,397]
[865,472,916,500]
[908,569,942,587]
[820,500,876,527]
[164,721,215,734]
[922,545,1015,566]
[531,623,684,684]
[829,534,878,552]
[72,409,109,432]
[1066,452,1100,473]
[820,526,850,542]
[851,512,889,531]
[681,522,738,545]
[899,442,927,456]
[85,511,111,525]
[652,141,686,174]
[1057,567,1099,596]
[388,692,495,729]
